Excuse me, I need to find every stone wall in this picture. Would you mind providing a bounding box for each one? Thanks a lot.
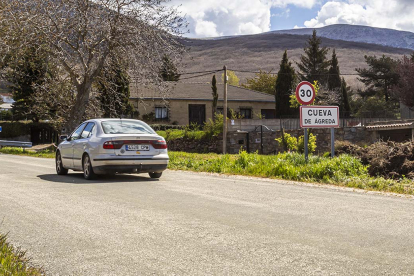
[167,137,222,153]
[167,127,373,155]
[228,127,373,155]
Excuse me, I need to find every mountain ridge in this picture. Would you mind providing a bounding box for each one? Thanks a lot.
[270,24,414,51]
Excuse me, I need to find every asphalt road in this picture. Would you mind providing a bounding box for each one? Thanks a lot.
[1,154,414,275]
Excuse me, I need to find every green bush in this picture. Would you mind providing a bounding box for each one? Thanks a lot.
[150,124,185,131]
[0,121,58,140]
[275,132,298,151]
[275,132,317,153]
[297,133,316,153]
[0,110,13,121]
[156,115,223,142]
[203,113,223,138]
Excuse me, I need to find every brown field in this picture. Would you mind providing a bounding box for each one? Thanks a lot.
[179,33,412,89]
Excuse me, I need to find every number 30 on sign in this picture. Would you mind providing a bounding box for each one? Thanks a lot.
[295,81,315,105]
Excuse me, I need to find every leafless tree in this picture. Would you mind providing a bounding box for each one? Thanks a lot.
[391,56,414,108]
[0,0,185,131]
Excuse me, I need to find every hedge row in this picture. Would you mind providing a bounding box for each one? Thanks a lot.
[149,124,186,131]
[0,121,58,139]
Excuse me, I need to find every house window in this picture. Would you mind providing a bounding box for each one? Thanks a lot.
[240,108,252,119]
[261,109,276,119]
[155,106,168,119]
[216,107,224,115]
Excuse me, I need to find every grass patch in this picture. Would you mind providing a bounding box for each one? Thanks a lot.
[0,147,55,158]
[169,151,414,195]
[0,233,44,275]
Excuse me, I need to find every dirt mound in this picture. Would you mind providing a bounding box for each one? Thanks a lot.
[336,140,414,179]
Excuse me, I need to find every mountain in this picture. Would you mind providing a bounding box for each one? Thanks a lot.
[180,31,412,88]
[271,24,414,51]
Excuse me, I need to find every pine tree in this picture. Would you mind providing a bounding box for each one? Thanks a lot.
[211,75,218,120]
[297,30,330,85]
[328,49,341,91]
[7,47,51,121]
[97,57,134,118]
[275,50,296,118]
[159,55,180,81]
[340,77,351,117]
[356,55,399,102]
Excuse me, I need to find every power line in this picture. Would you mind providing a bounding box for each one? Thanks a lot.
[180,69,223,75]
[179,70,223,81]
[228,68,360,76]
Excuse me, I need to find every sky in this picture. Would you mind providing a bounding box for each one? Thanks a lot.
[168,0,414,38]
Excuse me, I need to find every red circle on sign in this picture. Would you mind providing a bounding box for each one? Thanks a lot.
[295,81,316,105]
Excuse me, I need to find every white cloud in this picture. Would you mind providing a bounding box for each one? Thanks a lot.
[271,8,291,18]
[270,0,317,9]
[169,0,319,38]
[304,0,414,32]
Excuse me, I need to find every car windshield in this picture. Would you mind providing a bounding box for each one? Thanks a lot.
[101,120,155,135]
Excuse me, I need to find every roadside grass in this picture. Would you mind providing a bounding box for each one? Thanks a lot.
[169,151,414,195]
[0,233,44,275]
[0,147,55,158]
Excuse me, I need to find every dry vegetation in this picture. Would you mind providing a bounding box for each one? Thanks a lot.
[336,140,414,179]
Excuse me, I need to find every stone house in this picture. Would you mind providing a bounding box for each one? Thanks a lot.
[130,82,276,125]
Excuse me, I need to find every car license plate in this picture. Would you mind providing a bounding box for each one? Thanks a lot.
[126,144,150,151]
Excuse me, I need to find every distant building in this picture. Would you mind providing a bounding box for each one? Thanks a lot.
[0,93,14,111]
[400,103,414,119]
[130,82,276,125]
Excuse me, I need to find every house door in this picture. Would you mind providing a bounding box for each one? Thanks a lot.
[188,104,206,126]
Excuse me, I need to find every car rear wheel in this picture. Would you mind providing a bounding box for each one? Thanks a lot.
[149,172,162,179]
[83,154,97,180]
[56,151,68,175]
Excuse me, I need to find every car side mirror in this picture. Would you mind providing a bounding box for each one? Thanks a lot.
[60,135,68,141]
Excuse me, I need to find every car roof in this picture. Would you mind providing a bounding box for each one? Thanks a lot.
[86,118,145,123]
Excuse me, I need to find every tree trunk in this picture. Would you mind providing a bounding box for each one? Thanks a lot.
[64,81,93,133]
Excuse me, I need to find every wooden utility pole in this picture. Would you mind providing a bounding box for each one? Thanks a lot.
[223,65,228,154]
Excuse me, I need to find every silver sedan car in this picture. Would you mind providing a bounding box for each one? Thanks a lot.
[56,119,169,180]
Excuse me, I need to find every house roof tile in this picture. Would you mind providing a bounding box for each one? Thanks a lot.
[366,122,414,130]
[130,82,275,103]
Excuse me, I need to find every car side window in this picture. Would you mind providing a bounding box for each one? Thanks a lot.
[81,123,95,139]
[70,123,87,141]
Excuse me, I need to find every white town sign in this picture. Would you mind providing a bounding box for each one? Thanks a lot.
[300,106,339,128]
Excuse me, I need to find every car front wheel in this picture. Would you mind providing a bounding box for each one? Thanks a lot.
[83,154,97,180]
[56,151,68,175]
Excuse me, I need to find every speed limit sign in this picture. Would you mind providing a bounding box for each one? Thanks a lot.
[295,81,315,105]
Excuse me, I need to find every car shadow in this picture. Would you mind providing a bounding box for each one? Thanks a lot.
[37,173,159,184]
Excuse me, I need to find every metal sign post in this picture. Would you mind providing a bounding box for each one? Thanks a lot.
[304,128,308,161]
[331,128,335,158]
[295,82,316,162]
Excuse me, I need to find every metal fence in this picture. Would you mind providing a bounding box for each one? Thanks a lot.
[228,116,397,132]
